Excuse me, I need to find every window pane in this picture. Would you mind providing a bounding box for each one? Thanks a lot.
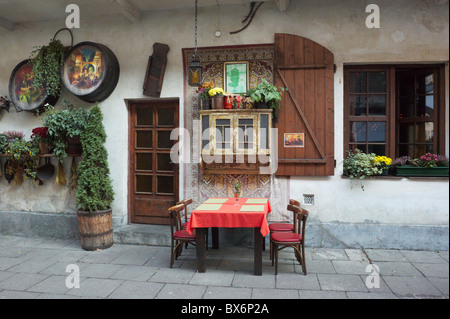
[157,176,173,194]
[416,95,434,118]
[158,108,175,126]
[136,131,153,148]
[368,71,386,93]
[157,153,173,171]
[260,114,269,150]
[349,72,366,93]
[368,144,386,155]
[398,74,415,96]
[136,175,152,193]
[368,122,386,143]
[398,97,415,118]
[136,153,152,171]
[416,73,434,95]
[136,108,153,126]
[350,122,366,142]
[368,95,386,116]
[349,95,367,116]
[157,131,172,149]
[416,122,434,144]
[355,144,367,153]
[399,123,415,144]
[202,115,210,149]
[398,144,414,158]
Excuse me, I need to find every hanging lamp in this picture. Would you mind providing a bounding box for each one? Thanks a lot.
[188,0,202,86]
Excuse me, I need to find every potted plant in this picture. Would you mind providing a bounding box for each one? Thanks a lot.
[232,180,243,199]
[343,149,382,190]
[4,138,39,185]
[2,130,24,143]
[208,87,225,109]
[393,153,449,177]
[0,133,7,154]
[247,79,286,109]
[31,127,50,155]
[76,104,114,251]
[29,38,65,98]
[197,81,214,110]
[374,155,392,176]
[40,100,87,162]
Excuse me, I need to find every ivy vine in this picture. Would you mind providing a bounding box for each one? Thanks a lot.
[29,39,66,98]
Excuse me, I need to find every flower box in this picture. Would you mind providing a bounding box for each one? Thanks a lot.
[394,165,449,177]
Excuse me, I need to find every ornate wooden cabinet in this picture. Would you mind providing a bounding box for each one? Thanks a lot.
[199,109,272,175]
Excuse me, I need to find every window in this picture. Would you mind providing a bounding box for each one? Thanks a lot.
[344,65,445,158]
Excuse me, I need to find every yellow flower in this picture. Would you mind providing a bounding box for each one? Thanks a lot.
[208,87,224,97]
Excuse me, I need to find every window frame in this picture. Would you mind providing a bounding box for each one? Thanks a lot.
[344,64,446,159]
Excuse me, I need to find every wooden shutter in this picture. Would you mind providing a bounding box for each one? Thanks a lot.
[274,33,335,176]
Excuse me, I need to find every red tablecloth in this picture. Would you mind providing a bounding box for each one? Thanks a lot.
[186,198,271,237]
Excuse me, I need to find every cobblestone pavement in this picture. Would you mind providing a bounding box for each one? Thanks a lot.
[0,235,448,300]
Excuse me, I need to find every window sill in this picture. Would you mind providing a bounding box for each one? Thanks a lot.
[341,175,448,181]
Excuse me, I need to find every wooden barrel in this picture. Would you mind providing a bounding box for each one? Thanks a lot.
[61,41,120,103]
[77,209,114,251]
[8,60,59,112]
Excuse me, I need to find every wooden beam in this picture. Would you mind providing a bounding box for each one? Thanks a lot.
[0,17,15,32]
[274,0,290,12]
[112,0,141,23]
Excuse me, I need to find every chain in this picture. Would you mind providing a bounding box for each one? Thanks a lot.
[194,0,198,57]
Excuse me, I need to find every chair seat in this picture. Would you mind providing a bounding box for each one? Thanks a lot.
[269,223,294,232]
[174,230,196,240]
[271,232,302,243]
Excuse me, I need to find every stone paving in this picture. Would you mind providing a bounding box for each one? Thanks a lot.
[0,235,448,299]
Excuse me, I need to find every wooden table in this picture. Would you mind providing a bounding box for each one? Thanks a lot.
[186,197,271,276]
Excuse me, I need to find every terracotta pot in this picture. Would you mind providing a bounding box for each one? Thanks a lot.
[38,141,50,155]
[211,95,224,109]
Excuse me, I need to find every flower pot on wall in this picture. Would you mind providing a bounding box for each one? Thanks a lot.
[199,98,211,110]
[66,136,82,155]
[211,96,224,109]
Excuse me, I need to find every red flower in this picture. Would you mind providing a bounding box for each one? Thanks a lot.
[31,127,48,140]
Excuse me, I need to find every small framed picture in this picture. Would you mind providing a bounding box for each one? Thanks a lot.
[284,133,305,148]
[224,62,249,94]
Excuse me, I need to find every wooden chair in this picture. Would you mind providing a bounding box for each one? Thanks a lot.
[168,204,197,268]
[269,199,301,259]
[271,204,309,275]
[177,198,208,249]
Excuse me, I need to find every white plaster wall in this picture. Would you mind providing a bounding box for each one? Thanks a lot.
[0,0,448,227]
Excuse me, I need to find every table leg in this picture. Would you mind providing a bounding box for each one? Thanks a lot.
[254,227,262,276]
[212,227,219,249]
[196,228,206,273]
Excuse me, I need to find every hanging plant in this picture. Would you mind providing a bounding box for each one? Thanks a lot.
[29,38,66,98]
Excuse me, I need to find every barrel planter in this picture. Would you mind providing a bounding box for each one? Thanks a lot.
[61,41,120,103]
[77,209,114,251]
[8,60,58,112]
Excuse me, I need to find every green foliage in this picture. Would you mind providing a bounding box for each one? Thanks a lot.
[76,104,114,212]
[5,138,39,181]
[246,79,286,109]
[40,101,87,162]
[29,39,65,98]
[343,149,382,190]
[0,134,7,153]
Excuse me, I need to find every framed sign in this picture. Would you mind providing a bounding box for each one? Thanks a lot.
[224,62,249,94]
[284,133,305,148]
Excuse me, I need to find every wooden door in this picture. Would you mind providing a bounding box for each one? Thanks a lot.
[274,33,335,176]
[128,99,179,224]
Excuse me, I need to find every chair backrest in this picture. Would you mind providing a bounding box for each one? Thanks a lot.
[176,198,193,223]
[289,199,301,207]
[168,204,185,237]
[287,204,302,233]
[296,208,309,241]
